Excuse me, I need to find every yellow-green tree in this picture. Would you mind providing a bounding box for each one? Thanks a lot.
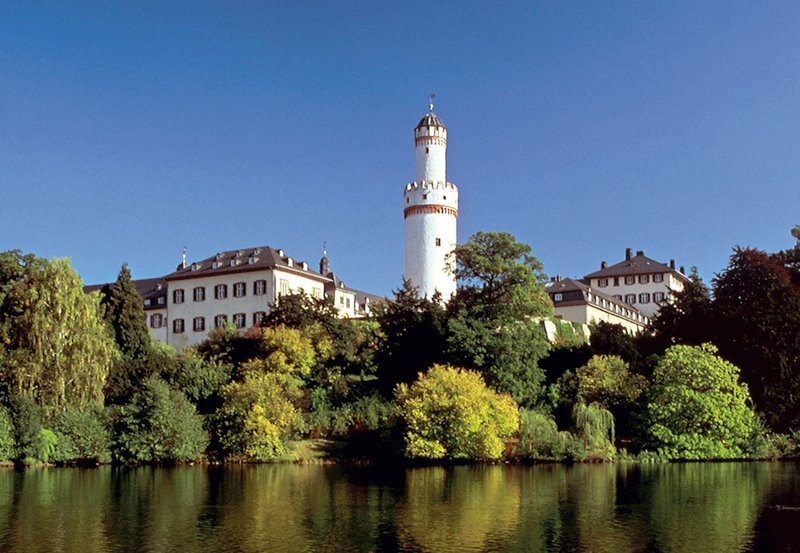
[1,258,118,420]
[216,325,315,459]
[395,364,519,460]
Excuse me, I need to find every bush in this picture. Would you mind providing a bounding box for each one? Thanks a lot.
[51,407,111,464]
[330,394,395,437]
[215,373,304,460]
[113,376,208,463]
[395,364,519,460]
[9,394,45,462]
[0,407,16,462]
[646,343,760,460]
[516,410,568,460]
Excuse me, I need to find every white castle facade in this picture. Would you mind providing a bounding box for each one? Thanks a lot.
[403,102,458,300]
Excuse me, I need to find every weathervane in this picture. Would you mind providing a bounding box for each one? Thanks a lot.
[428,93,436,113]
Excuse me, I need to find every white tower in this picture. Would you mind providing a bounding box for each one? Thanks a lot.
[403,99,459,299]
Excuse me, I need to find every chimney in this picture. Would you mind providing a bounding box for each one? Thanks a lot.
[625,248,632,261]
[669,259,675,269]
[636,250,644,257]
[680,266,685,274]
[555,274,561,282]
[601,260,607,269]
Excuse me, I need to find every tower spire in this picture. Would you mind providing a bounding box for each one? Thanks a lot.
[428,93,435,113]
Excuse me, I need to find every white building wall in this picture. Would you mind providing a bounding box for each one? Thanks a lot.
[165,268,327,349]
[589,272,685,318]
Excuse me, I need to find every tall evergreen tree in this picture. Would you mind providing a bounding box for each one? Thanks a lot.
[103,264,151,360]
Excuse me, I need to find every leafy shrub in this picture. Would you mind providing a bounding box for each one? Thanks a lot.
[330,394,395,437]
[516,410,568,460]
[50,407,111,463]
[0,407,16,461]
[215,373,304,460]
[572,402,616,461]
[395,364,519,460]
[646,344,760,460]
[113,376,207,463]
[9,394,44,462]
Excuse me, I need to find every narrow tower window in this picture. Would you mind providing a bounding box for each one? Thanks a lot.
[435,238,441,247]
[425,147,429,153]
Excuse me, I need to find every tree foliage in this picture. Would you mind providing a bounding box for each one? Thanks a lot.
[647,267,714,352]
[0,258,118,420]
[101,264,151,360]
[712,246,800,432]
[395,364,519,460]
[446,232,552,406]
[646,344,760,460]
[572,355,647,409]
[373,279,448,395]
[113,376,207,463]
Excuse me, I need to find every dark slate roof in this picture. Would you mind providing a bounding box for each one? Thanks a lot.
[83,277,167,311]
[164,246,326,282]
[584,253,689,282]
[415,112,446,130]
[545,277,647,321]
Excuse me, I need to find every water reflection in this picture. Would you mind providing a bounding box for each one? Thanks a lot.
[0,462,793,552]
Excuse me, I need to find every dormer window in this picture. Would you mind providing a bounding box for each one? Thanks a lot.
[254,248,261,255]
[287,258,293,267]
[157,296,165,305]
[212,261,220,269]
[235,250,243,257]
[144,299,151,306]
[248,257,256,265]
[229,259,237,267]
[191,263,199,271]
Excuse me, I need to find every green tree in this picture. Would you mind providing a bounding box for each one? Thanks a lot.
[646,267,714,352]
[1,258,118,420]
[712,245,800,432]
[395,364,519,460]
[113,376,207,463]
[447,232,552,406]
[572,355,647,409]
[645,343,760,459]
[101,264,151,360]
[373,279,448,395]
[50,407,111,463]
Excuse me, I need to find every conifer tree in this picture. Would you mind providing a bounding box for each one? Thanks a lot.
[103,264,151,360]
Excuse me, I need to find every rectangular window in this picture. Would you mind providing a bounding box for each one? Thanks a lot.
[625,294,636,305]
[639,274,650,284]
[157,296,165,305]
[598,278,608,288]
[144,299,151,306]
[215,284,228,300]
[553,293,563,302]
[253,311,266,326]
[150,314,162,328]
[435,238,441,247]
[233,282,246,297]
[193,317,205,332]
[233,313,246,329]
[613,277,619,286]
[624,276,636,285]
[280,279,289,296]
[313,288,322,299]
[654,292,665,303]
[173,289,184,304]
[254,280,267,295]
[639,293,651,304]
[613,294,622,300]
[346,298,351,308]
[653,273,664,283]
[173,318,184,333]
[214,314,227,328]
[193,287,205,302]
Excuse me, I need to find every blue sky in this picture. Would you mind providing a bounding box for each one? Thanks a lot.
[2,2,799,295]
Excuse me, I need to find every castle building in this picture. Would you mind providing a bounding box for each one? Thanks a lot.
[403,100,458,299]
[583,248,689,318]
[545,276,650,334]
[87,246,381,349]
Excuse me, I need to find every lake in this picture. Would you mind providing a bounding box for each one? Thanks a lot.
[0,462,796,552]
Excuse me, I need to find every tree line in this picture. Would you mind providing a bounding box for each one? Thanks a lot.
[0,226,797,464]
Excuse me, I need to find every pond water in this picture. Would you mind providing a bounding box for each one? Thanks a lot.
[0,462,796,552]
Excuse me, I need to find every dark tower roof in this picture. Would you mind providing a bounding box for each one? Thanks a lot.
[415,112,446,130]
